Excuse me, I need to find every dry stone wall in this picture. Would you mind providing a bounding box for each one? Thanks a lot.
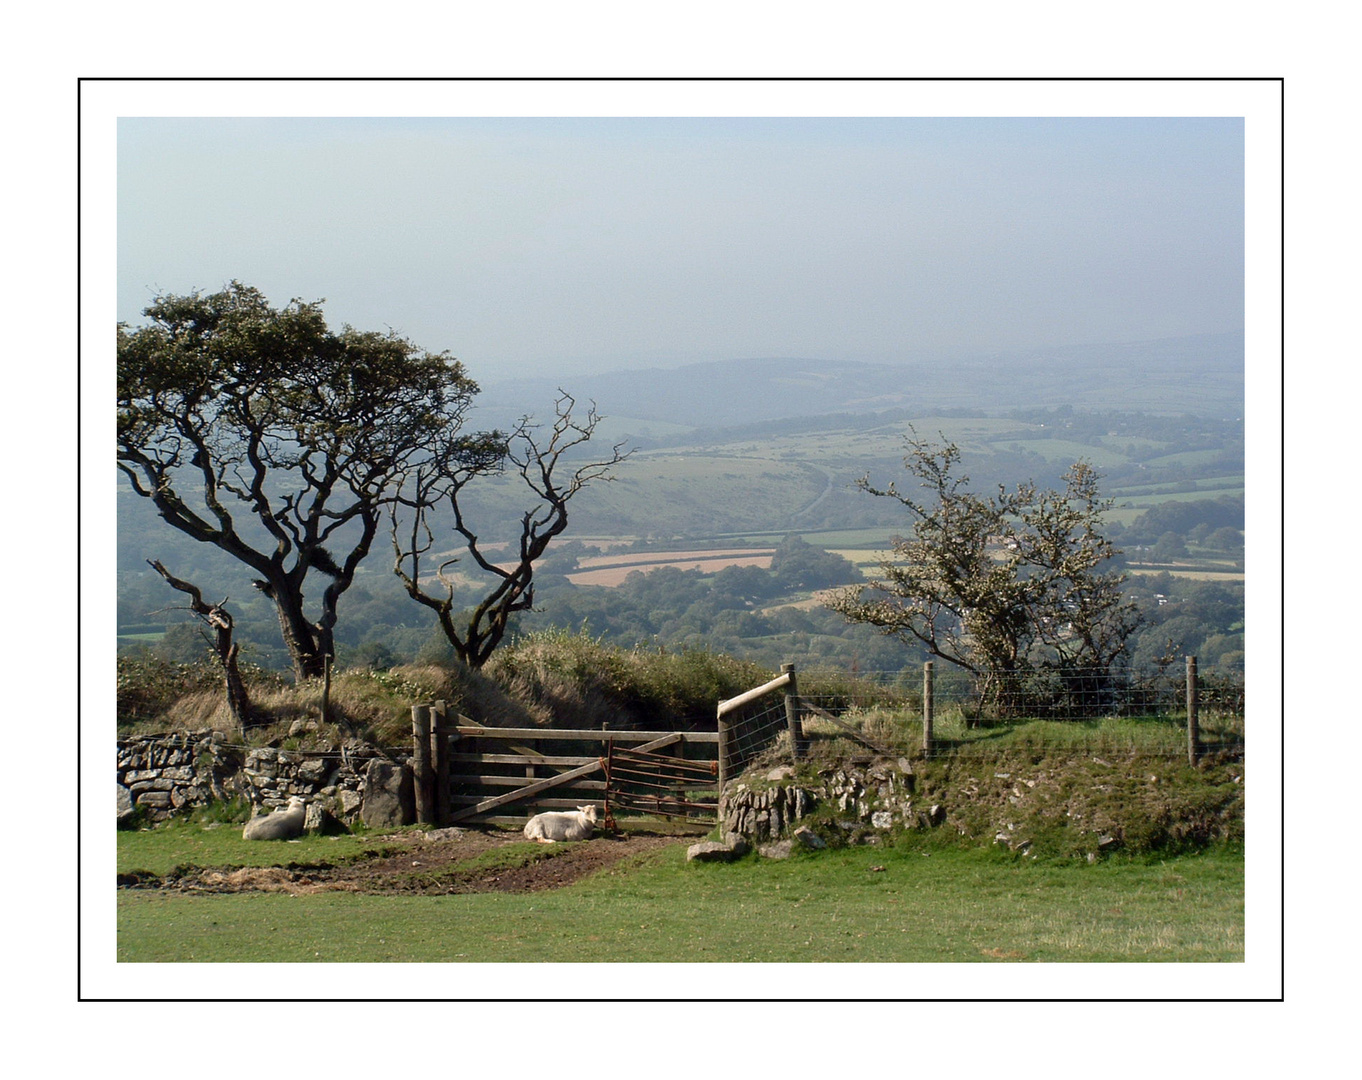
[117,730,411,827]
[720,758,942,845]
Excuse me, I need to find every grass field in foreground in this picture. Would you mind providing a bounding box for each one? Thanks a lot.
[117,840,1243,963]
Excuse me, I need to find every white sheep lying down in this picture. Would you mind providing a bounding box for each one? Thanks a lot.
[523,804,598,843]
[242,796,307,840]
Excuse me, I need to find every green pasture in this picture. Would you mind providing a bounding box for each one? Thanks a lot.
[574,453,827,534]
[117,819,399,878]
[1144,449,1231,469]
[875,415,1041,444]
[707,528,896,549]
[1110,475,1244,499]
[1096,435,1166,452]
[1105,501,1242,525]
[996,439,1129,467]
[846,709,1244,757]
[672,416,1046,465]
[593,414,695,441]
[116,833,1243,963]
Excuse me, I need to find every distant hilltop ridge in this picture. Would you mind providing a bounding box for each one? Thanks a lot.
[478,331,1244,429]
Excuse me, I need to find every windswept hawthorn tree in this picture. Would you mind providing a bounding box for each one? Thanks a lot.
[117,282,503,683]
[828,433,1141,716]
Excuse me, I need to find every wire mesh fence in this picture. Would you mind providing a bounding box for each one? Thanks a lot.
[722,692,795,779]
[716,660,1246,777]
[796,664,1244,720]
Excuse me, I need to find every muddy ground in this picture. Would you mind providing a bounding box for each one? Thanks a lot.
[119,827,696,897]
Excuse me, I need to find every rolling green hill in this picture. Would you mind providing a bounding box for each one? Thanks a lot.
[476,331,1243,432]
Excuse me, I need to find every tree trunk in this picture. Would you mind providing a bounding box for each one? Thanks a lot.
[221,639,252,732]
[267,583,328,683]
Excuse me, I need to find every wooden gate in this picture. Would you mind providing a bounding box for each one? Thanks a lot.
[442,721,719,827]
[415,664,825,829]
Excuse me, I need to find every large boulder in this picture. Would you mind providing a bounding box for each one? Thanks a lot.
[686,835,751,863]
[361,759,414,829]
[305,802,349,835]
[117,784,135,825]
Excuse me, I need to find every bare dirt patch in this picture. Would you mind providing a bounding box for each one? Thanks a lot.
[120,828,692,897]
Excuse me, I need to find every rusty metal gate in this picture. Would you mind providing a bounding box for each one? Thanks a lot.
[600,733,720,827]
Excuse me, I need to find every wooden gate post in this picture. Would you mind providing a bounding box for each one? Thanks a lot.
[1186,656,1200,766]
[319,653,332,724]
[412,702,434,825]
[717,709,729,799]
[430,699,450,825]
[923,661,934,753]
[782,663,807,761]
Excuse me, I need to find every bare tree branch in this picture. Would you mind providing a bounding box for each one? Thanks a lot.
[391,391,632,668]
[147,559,255,731]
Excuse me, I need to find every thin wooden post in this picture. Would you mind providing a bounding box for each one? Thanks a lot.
[923,661,934,753]
[430,699,450,825]
[412,702,433,825]
[1186,655,1200,766]
[319,653,332,724]
[782,663,807,761]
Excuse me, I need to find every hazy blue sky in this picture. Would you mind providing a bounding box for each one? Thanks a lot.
[118,116,1243,382]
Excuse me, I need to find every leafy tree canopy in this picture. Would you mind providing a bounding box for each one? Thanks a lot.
[117,282,502,682]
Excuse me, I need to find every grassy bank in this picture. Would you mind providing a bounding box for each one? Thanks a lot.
[116,633,777,745]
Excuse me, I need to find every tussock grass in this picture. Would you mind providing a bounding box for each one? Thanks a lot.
[117,656,544,745]
[485,628,771,729]
[118,631,780,745]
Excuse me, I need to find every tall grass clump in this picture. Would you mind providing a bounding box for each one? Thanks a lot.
[117,654,287,734]
[485,628,771,729]
[114,651,537,746]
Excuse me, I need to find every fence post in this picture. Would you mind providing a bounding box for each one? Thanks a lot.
[430,699,450,826]
[1186,655,1200,766]
[716,706,729,801]
[412,702,433,825]
[782,662,807,762]
[923,661,934,753]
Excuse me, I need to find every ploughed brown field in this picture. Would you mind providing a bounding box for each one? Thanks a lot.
[566,549,776,587]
